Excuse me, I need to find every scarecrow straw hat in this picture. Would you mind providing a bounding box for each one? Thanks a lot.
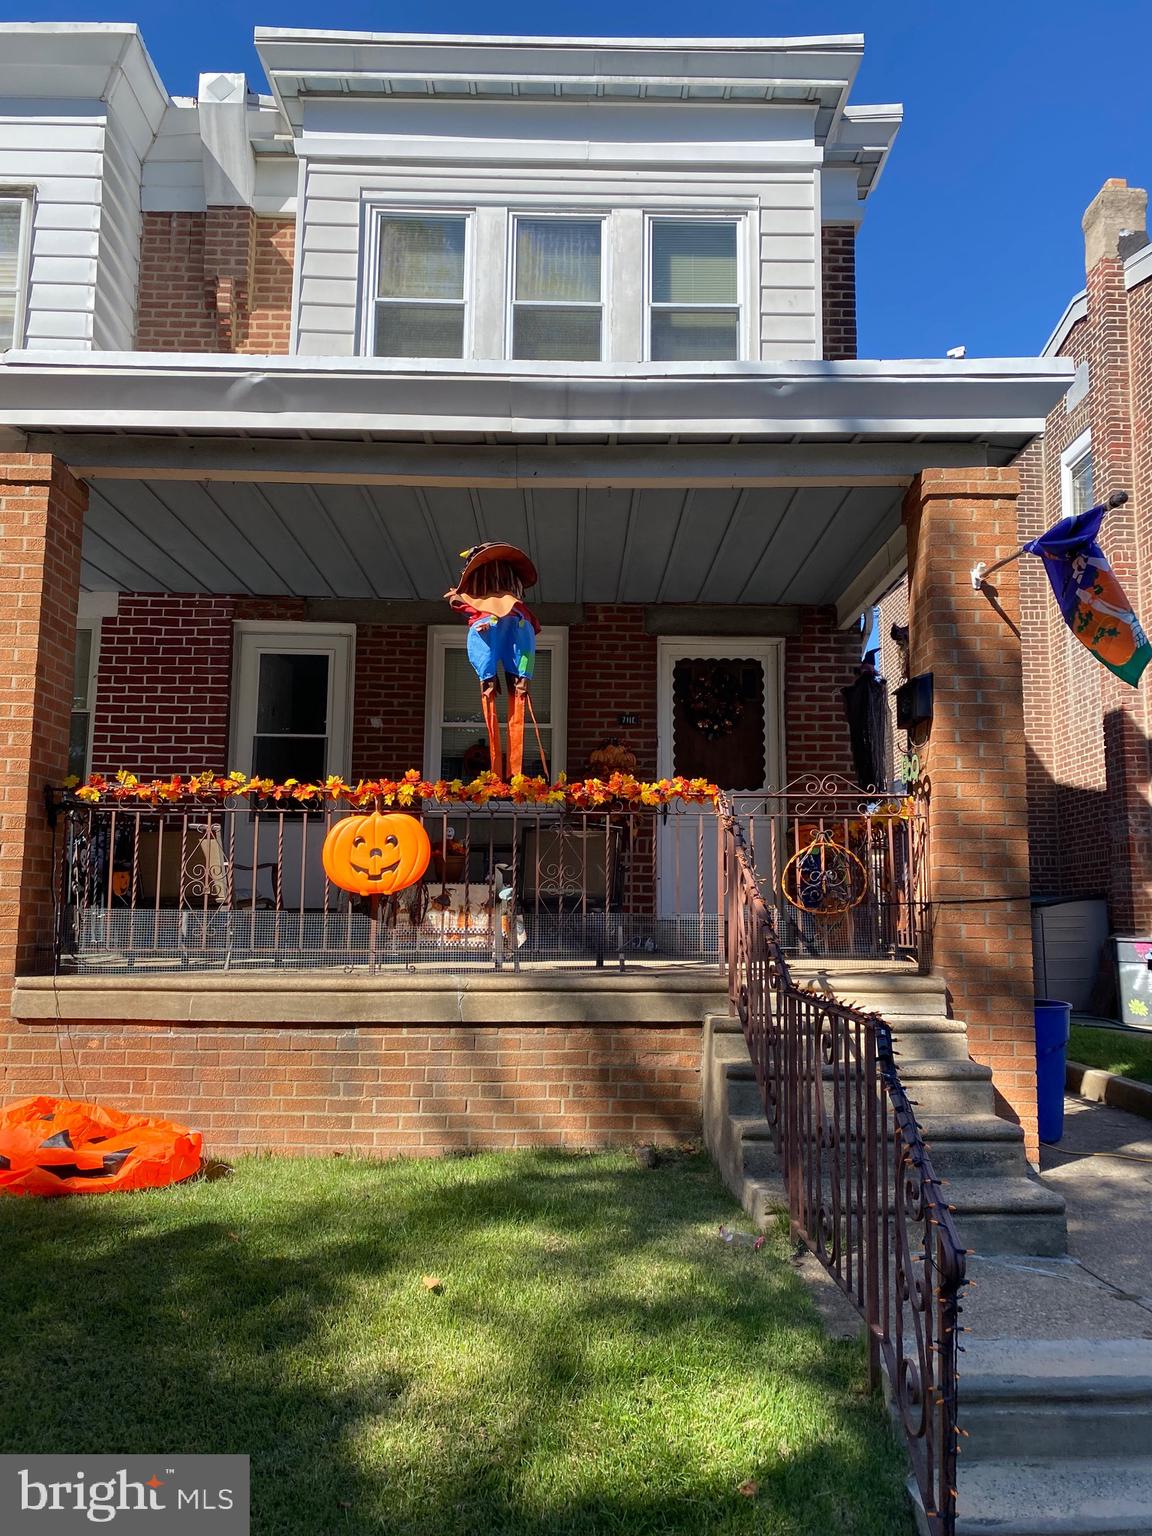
[456,542,538,592]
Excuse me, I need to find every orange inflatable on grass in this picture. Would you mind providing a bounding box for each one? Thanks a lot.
[0,1096,202,1197]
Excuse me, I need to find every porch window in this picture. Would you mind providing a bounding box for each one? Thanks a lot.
[0,195,31,350]
[371,213,468,359]
[69,627,96,780]
[231,624,354,781]
[425,626,568,781]
[511,217,603,361]
[649,218,741,361]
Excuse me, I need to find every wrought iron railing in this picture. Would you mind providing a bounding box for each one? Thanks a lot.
[719,795,964,1536]
[731,775,930,966]
[46,781,930,975]
[47,796,724,974]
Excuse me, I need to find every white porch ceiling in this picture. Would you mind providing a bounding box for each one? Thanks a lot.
[81,480,900,607]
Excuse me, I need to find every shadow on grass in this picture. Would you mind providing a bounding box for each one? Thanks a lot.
[0,1151,910,1535]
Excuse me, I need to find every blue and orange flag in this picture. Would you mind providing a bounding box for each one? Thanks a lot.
[1024,502,1151,687]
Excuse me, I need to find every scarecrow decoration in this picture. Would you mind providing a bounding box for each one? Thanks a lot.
[445,542,544,779]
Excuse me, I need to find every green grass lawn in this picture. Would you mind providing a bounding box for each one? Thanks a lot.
[1069,1023,1152,1085]
[0,1149,910,1536]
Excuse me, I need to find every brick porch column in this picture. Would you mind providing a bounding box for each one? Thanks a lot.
[0,454,87,983]
[903,466,1039,1158]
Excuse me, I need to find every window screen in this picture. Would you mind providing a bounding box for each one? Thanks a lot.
[649,220,740,361]
[373,215,467,359]
[512,218,602,361]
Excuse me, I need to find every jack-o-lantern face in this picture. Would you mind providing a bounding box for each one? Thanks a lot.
[322,812,431,897]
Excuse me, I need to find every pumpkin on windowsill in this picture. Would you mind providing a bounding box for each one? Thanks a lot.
[588,738,638,776]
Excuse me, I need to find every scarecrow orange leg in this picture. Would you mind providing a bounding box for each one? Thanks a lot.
[506,681,528,778]
[481,682,502,777]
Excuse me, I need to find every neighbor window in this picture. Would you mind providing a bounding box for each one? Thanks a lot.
[371,213,467,359]
[512,217,603,361]
[0,196,31,350]
[1061,431,1094,520]
[649,218,741,361]
[426,627,567,782]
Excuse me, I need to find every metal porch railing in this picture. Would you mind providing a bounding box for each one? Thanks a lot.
[719,795,964,1535]
[46,781,929,976]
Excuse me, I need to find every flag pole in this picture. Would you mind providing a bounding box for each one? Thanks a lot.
[970,489,1128,590]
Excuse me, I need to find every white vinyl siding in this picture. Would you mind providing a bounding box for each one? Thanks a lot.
[295,147,819,360]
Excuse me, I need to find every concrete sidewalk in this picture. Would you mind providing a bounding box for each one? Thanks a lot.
[963,1094,1152,1338]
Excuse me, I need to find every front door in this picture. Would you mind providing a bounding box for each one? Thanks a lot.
[656,638,782,916]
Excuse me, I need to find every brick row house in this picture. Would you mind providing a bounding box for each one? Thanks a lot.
[0,25,1072,1173]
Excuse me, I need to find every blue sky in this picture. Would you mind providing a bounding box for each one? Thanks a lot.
[5,0,1150,359]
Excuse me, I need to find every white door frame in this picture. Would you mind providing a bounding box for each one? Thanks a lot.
[656,636,785,790]
[231,621,355,779]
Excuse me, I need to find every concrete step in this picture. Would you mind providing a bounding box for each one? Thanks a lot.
[960,1341,1152,1465]
[947,1176,1066,1257]
[950,1458,1152,1536]
[725,1110,1027,1180]
[721,1057,996,1118]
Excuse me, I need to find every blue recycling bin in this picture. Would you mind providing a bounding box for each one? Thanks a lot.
[1034,999,1072,1144]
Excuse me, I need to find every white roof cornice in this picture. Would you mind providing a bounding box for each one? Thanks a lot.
[0,351,1074,441]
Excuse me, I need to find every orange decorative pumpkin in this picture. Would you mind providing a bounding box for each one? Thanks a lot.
[588,737,639,776]
[322,812,431,897]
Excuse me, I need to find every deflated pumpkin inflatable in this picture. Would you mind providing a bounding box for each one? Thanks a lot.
[0,1096,202,1197]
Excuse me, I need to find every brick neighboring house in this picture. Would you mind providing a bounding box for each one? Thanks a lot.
[0,23,1072,1162]
[880,178,1152,1009]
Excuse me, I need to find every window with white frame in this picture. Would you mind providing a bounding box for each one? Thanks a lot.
[426,626,567,781]
[231,624,354,781]
[370,212,468,359]
[511,216,603,361]
[0,195,31,351]
[649,217,741,361]
[69,627,97,780]
[1061,430,1095,519]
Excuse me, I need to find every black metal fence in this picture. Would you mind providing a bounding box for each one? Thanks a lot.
[719,795,964,1535]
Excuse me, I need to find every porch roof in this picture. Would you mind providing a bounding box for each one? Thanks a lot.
[0,350,1072,625]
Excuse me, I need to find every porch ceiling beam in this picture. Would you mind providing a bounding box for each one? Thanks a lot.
[833,525,907,628]
[26,435,1016,489]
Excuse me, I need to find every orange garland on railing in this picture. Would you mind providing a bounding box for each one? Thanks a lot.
[62,768,720,811]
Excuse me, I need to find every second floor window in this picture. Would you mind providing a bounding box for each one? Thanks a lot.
[512,217,603,361]
[649,218,741,362]
[0,196,30,351]
[372,213,467,359]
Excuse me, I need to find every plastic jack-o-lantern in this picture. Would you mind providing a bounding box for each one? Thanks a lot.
[322,812,431,897]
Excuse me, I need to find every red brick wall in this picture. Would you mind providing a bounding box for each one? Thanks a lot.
[0,1019,701,1156]
[905,467,1039,1156]
[352,625,428,778]
[1022,245,1152,927]
[88,595,864,789]
[784,607,859,782]
[0,455,86,974]
[136,211,295,354]
[242,218,296,355]
[91,595,235,777]
[821,225,857,361]
[568,605,659,778]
